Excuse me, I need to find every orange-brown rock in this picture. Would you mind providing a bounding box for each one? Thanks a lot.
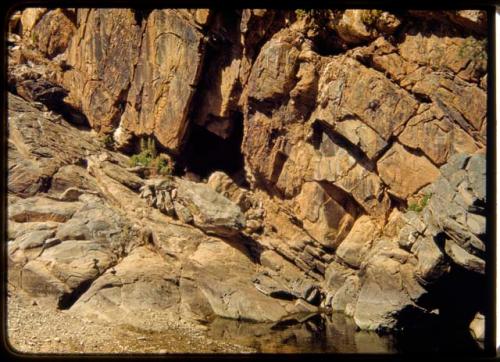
[398,104,479,166]
[377,143,440,199]
[62,9,141,133]
[294,182,354,249]
[315,56,418,141]
[120,10,205,151]
[30,9,75,58]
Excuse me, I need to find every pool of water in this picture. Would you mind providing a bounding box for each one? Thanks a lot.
[205,313,485,354]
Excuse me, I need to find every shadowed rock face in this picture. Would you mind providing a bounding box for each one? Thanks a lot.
[7,8,487,346]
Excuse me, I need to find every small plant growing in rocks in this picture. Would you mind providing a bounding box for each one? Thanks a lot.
[153,155,173,176]
[30,31,38,44]
[129,136,173,177]
[361,9,383,27]
[129,137,156,167]
[102,134,115,150]
[295,9,316,18]
[458,37,487,61]
[407,193,432,213]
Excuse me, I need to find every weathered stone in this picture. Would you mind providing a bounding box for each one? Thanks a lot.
[336,10,372,44]
[7,94,101,196]
[290,298,318,314]
[180,239,291,322]
[58,187,89,202]
[31,9,75,58]
[70,247,180,325]
[411,236,450,284]
[331,276,360,316]
[51,165,99,195]
[313,117,388,161]
[428,154,486,258]
[8,197,81,223]
[295,182,354,249]
[62,9,141,133]
[20,8,48,37]
[397,211,427,250]
[377,143,440,199]
[406,71,486,136]
[20,237,117,302]
[449,11,487,34]
[8,221,60,240]
[7,8,490,338]
[55,199,125,243]
[354,240,428,331]
[207,171,253,211]
[399,105,479,166]
[13,229,55,251]
[336,216,380,268]
[444,239,485,275]
[399,26,486,83]
[252,272,295,300]
[469,312,485,341]
[466,154,487,202]
[311,135,391,217]
[324,260,354,292]
[173,201,194,224]
[120,10,205,151]
[175,178,246,237]
[100,160,144,191]
[246,30,300,103]
[315,56,418,141]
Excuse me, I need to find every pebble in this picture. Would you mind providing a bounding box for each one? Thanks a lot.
[8,290,255,353]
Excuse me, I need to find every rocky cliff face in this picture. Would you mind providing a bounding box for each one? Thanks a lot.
[7,8,487,342]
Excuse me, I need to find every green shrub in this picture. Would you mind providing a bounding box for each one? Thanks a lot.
[129,136,173,176]
[30,31,38,44]
[407,193,432,213]
[458,37,487,61]
[129,136,156,167]
[295,9,307,18]
[129,152,153,167]
[102,134,115,149]
[361,9,383,26]
[154,156,173,176]
[295,9,316,18]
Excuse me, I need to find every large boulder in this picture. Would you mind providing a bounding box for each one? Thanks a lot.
[336,216,380,268]
[294,182,354,249]
[8,197,82,223]
[180,239,292,322]
[141,178,246,237]
[69,247,181,326]
[353,240,429,331]
[377,143,440,199]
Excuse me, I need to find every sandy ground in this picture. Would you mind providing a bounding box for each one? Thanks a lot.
[6,287,256,355]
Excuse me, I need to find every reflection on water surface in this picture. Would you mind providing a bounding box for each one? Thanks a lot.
[206,312,484,354]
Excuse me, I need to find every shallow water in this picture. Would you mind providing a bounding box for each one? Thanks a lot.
[206,313,485,354]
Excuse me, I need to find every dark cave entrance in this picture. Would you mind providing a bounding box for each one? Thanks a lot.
[178,112,247,185]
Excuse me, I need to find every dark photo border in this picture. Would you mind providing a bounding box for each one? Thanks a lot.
[0,1,497,360]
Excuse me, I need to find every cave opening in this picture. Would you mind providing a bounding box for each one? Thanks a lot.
[178,112,248,186]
